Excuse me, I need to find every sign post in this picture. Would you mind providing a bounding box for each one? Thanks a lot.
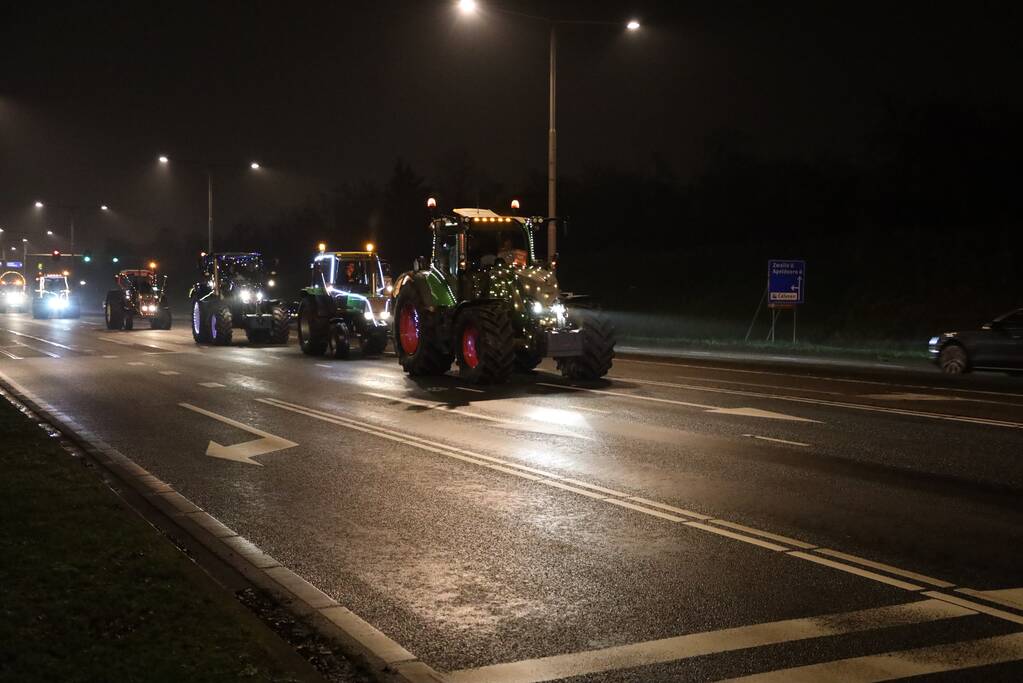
[767,260,805,343]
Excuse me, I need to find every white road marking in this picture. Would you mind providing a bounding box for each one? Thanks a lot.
[709,520,817,549]
[158,370,180,376]
[815,548,954,588]
[198,382,225,388]
[456,386,486,393]
[316,363,331,368]
[745,434,810,447]
[13,341,59,358]
[788,551,923,591]
[98,335,132,345]
[723,632,1023,682]
[684,521,789,552]
[957,587,1023,611]
[102,354,118,359]
[4,329,81,351]
[445,599,974,683]
[126,361,147,366]
[923,590,1023,625]
[179,403,298,466]
[538,383,818,423]
[0,347,23,360]
[861,392,963,401]
[616,356,1023,401]
[601,376,1023,430]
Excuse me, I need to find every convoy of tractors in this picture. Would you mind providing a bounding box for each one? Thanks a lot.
[5,201,616,383]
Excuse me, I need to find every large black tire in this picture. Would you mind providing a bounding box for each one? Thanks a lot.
[150,308,172,330]
[209,305,233,346]
[455,302,514,384]
[269,304,290,344]
[393,284,452,376]
[298,296,328,355]
[327,321,351,359]
[514,348,544,373]
[123,313,134,330]
[192,299,211,343]
[555,309,615,380]
[104,293,123,330]
[939,344,970,375]
[362,330,388,356]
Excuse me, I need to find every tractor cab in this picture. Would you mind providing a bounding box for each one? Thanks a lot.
[32,272,80,318]
[312,250,390,297]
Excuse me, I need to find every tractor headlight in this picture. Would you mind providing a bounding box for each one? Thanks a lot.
[239,288,252,303]
[363,311,374,321]
[48,297,67,310]
[256,290,265,302]
[379,310,390,321]
[531,300,544,315]
[551,303,566,316]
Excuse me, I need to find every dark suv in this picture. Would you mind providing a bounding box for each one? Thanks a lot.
[929,308,1023,374]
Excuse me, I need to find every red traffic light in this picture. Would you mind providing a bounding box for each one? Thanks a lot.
[51,250,61,261]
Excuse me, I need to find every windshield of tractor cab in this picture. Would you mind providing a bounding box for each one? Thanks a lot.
[129,276,155,294]
[40,277,68,293]
[467,227,530,269]
[335,259,373,293]
[217,256,264,284]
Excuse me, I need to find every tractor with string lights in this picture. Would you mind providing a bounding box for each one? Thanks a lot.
[31,271,81,319]
[189,252,289,345]
[104,265,172,330]
[391,200,615,384]
[296,243,392,358]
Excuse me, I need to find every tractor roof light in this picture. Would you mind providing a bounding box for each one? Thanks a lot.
[426,197,437,209]
[318,242,327,253]
[365,242,374,252]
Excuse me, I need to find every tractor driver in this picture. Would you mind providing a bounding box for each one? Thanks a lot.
[340,261,367,292]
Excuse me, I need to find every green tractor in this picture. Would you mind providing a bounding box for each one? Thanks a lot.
[296,247,392,358]
[392,206,615,384]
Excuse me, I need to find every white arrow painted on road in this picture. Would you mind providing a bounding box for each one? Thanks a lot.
[179,402,297,466]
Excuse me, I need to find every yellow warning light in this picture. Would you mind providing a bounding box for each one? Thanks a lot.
[426,197,437,209]
[62,270,70,276]
[511,199,520,211]
[365,242,375,252]
[149,261,157,270]
[318,242,326,252]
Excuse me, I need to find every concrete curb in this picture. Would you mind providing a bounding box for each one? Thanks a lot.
[0,371,447,683]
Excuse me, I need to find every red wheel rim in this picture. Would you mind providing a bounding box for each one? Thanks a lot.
[461,323,480,369]
[399,305,420,355]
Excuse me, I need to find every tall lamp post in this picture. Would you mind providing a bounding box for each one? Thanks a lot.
[456,0,640,258]
[157,155,262,254]
[32,201,109,254]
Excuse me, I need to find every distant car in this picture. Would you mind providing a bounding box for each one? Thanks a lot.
[1,271,28,312]
[929,308,1023,374]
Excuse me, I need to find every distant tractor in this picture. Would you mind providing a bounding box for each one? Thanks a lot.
[32,272,81,319]
[392,205,615,384]
[1,271,28,313]
[104,268,171,330]
[296,247,392,358]
[189,252,289,345]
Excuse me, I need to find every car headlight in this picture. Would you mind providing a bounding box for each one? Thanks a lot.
[48,298,67,310]
[239,288,252,303]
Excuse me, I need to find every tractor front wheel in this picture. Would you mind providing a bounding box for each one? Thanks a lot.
[269,304,290,344]
[151,308,172,330]
[192,300,210,343]
[328,321,351,359]
[210,305,233,346]
[104,294,123,330]
[556,309,615,380]
[393,285,451,376]
[455,303,514,384]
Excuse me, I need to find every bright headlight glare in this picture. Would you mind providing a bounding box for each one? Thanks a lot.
[531,301,544,314]
[256,290,264,302]
[379,310,390,320]
[267,279,275,288]
[363,311,374,321]
[551,303,566,316]
[239,289,252,303]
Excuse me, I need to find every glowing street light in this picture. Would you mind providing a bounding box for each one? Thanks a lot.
[101,204,109,211]
[34,201,44,208]
[457,0,477,14]
[627,19,641,31]
[158,155,169,164]
[46,230,53,236]
[250,161,261,170]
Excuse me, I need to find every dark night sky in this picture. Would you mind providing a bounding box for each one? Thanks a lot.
[1,0,1021,249]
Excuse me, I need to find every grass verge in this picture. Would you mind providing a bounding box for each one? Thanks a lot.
[0,393,315,682]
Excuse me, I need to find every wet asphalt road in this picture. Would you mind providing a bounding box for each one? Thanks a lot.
[3,312,1023,682]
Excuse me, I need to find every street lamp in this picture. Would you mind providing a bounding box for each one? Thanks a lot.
[33,201,108,254]
[456,3,640,258]
[34,201,44,208]
[157,155,262,253]
[46,230,53,236]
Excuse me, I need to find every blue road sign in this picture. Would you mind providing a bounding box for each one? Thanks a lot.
[2,261,23,269]
[768,259,805,306]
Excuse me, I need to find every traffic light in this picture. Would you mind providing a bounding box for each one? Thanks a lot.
[111,256,119,264]
[51,249,61,261]
[82,250,92,263]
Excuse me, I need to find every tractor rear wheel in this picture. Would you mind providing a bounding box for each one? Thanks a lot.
[556,308,615,380]
[104,294,123,330]
[455,303,514,384]
[150,308,172,330]
[394,285,451,376]
[298,297,327,355]
[210,305,233,346]
[192,299,210,343]
[269,304,290,344]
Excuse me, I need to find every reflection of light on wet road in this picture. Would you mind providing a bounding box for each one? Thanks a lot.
[526,406,589,428]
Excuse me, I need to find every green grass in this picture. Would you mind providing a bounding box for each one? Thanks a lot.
[0,396,308,682]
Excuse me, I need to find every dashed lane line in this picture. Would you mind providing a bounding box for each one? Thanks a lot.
[745,434,810,447]
[158,370,181,376]
[198,382,225,388]
[253,396,1021,625]
[549,377,1023,430]
[0,347,23,360]
[723,631,1023,682]
[4,328,86,352]
[445,599,976,683]
[13,341,59,358]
